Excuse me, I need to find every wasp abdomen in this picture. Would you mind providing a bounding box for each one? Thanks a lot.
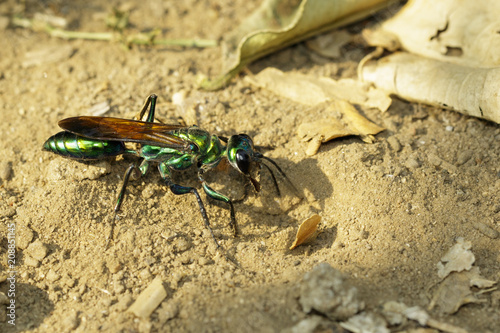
[42,131,125,160]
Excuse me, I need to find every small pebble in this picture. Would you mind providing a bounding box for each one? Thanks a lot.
[16,224,34,250]
[24,255,40,267]
[456,150,473,166]
[158,301,180,323]
[115,293,133,311]
[107,259,122,274]
[198,257,211,266]
[172,91,187,106]
[299,263,364,320]
[139,268,152,281]
[46,269,61,282]
[25,240,48,261]
[427,153,442,167]
[62,311,79,330]
[445,125,454,132]
[141,186,155,199]
[62,276,75,288]
[113,281,126,295]
[405,157,420,169]
[172,238,191,253]
[0,206,16,218]
[0,161,12,181]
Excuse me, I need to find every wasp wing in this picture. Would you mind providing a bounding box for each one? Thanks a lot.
[59,116,191,150]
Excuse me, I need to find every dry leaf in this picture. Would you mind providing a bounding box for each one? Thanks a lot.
[290,214,321,249]
[429,269,488,314]
[201,0,395,89]
[382,301,469,333]
[246,67,391,112]
[429,239,497,315]
[364,0,500,68]
[298,101,385,155]
[361,52,500,124]
[361,0,500,124]
[436,237,475,279]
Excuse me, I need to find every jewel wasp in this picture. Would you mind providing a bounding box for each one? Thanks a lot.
[43,94,299,246]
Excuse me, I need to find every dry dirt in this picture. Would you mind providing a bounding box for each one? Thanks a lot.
[0,1,499,332]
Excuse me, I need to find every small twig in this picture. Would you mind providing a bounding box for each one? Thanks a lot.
[11,16,217,48]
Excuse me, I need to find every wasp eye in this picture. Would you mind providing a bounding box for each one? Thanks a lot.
[235,150,250,174]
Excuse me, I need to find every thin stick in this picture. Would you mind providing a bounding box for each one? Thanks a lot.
[12,17,217,48]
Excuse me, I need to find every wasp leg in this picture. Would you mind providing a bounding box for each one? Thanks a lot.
[158,163,219,247]
[168,182,219,248]
[198,170,237,236]
[136,94,158,123]
[107,160,149,247]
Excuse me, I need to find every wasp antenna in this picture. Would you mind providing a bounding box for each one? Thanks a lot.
[261,156,302,198]
[261,162,280,196]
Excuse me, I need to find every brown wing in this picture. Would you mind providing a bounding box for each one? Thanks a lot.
[59,116,190,150]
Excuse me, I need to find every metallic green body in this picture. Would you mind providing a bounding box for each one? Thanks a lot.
[43,126,228,171]
[139,126,225,171]
[43,131,125,159]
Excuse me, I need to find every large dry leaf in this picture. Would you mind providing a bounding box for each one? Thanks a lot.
[201,0,394,90]
[361,0,500,124]
[364,0,500,67]
[361,52,500,124]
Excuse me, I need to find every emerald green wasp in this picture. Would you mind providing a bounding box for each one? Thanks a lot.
[43,94,298,245]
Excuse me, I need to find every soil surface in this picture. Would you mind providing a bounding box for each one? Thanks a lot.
[0,1,499,332]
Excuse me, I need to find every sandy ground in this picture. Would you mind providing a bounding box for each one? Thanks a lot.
[0,1,499,332]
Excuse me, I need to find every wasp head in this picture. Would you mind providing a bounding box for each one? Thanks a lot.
[227,134,261,191]
[226,134,300,197]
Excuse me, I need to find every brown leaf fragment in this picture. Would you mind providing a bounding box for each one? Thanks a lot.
[290,214,321,250]
[429,269,487,314]
[436,237,474,279]
[298,101,385,155]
